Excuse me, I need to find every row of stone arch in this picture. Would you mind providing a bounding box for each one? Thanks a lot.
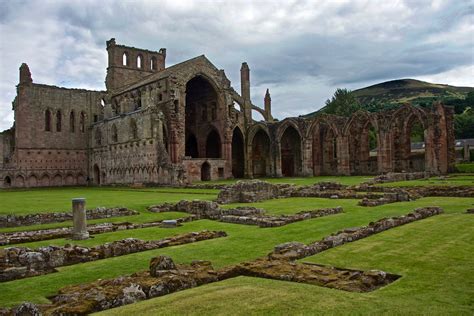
[45,109,86,133]
[235,104,440,177]
[2,172,86,188]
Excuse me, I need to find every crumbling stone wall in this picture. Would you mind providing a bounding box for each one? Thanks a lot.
[0,39,455,188]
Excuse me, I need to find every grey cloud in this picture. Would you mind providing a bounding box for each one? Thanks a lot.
[0,0,473,130]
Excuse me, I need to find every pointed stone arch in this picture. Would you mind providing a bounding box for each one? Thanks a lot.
[231,126,245,178]
[280,125,302,177]
[249,126,271,177]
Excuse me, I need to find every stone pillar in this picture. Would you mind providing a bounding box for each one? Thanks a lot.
[71,198,89,240]
[337,136,351,175]
[464,143,470,162]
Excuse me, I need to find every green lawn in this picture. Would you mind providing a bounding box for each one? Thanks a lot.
[194,175,372,186]
[379,173,474,187]
[99,212,474,315]
[0,187,217,216]
[0,179,473,314]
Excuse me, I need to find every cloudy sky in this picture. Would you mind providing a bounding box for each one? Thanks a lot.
[0,0,473,130]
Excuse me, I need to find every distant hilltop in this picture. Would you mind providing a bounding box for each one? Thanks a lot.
[352,78,474,106]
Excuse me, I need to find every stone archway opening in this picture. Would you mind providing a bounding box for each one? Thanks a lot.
[251,129,270,178]
[185,133,198,158]
[185,76,220,159]
[4,176,11,187]
[93,164,101,185]
[201,162,211,181]
[232,127,245,178]
[206,130,221,158]
[280,126,302,177]
[407,117,426,172]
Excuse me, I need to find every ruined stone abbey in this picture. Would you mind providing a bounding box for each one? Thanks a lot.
[0,39,455,188]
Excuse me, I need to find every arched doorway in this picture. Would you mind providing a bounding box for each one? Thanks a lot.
[93,164,101,185]
[407,117,426,171]
[185,133,199,158]
[280,126,302,177]
[232,127,245,178]
[201,162,211,181]
[15,175,25,187]
[251,129,271,177]
[185,76,220,159]
[40,174,50,186]
[4,176,11,188]
[206,130,221,158]
[27,175,38,187]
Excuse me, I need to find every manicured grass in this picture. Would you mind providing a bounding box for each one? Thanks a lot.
[195,176,372,186]
[455,163,474,173]
[1,194,473,309]
[380,173,474,187]
[0,187,217,215]
[98,213,474,315]
[0,179,473,314]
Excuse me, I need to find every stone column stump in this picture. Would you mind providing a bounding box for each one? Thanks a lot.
[71,198,89,240]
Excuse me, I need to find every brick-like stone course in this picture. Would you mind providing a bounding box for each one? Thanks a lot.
[0,230,226,282]
[271,207,443,260]
[0,216,197,246]
[148,200,343,228]
[0,207,139,228]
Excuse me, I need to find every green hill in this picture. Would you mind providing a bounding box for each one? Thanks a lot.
[352,79,474,108]
[303,79,474,118]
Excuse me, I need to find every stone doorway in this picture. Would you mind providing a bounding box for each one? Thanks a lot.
[201,162,211,181]
[252,129,270,177]
[4,176,11,187]
[93,164,101,185]
[280,126,301,177]
[232,127,244,178]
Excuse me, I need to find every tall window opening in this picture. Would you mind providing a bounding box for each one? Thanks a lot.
[69,111,75,133]
[130,119,138,139]
[45,110,51,131]
[56,110,62,132]
[137,55,143,68]
[80,112,86,133]
[122,52,128,66]
[112,124,118,142]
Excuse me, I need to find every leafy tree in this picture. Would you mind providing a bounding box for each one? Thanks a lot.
[454,106,474,139]
[323,88,362,116]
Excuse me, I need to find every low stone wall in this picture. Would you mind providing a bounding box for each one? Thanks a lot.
[220,207,343,228]
[367,172,430,184]
[0,216,197,246]
[148,201,343,228]
[0,254,399,315]
[358,191,411,207]
[217,180,281,203]
[271,207,443,260]
[0,230,226,282]
[467,209,474,214]
[0,207,139,228]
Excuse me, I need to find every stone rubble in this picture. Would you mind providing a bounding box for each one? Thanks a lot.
[270,206,443,260]
[0,207,139,228]
[148,200,343,228]
[0,206,446,315]
[0,255,400,315]
[0,230,226,282]
[0,216,197,246]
